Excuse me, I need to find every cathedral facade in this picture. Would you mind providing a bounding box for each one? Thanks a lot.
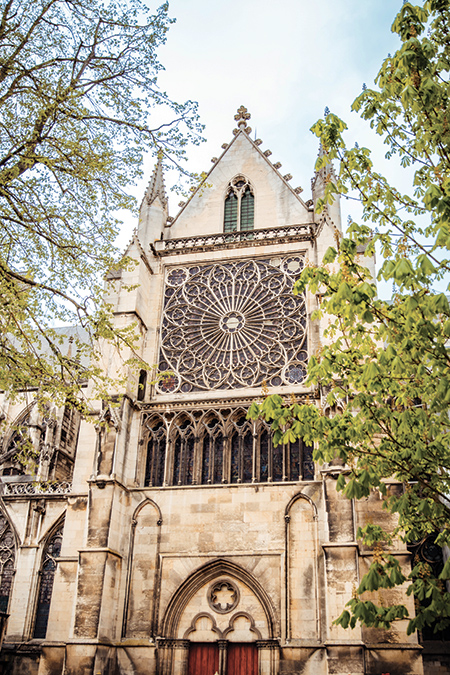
[0,108,446,675]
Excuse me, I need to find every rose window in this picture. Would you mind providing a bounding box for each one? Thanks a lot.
[157,257,307,393]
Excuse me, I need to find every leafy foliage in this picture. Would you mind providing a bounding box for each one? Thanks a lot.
[0,0,203,409]
[249,0,450,636]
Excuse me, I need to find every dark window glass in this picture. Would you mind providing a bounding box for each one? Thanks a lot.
[259,430,269,482]
[155,438,166,486]
[202,435,211,484]
[230,431,240,484]
[137,370,147,401]
[185,433,195,485]
[173,435,182,485]
[273,442,283,482]
[0,517,15,614]
[144,437,154,486]
[33,523,64,639]
[240,188,254,231]
[243,430,253,483]
[144,419,166,487]
[289,439,301,481]
[213,433,223,484]
[302,443,315,480]
[224,193,238,232]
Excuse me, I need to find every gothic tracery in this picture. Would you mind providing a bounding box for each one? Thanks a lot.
[158,257,307,394]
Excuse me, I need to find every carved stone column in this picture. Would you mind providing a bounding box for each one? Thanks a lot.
[218,639,228,675]
[257,640,279,675]
[171,639,189,675]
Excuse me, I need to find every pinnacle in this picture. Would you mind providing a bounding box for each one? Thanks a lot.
[143,156,167,208]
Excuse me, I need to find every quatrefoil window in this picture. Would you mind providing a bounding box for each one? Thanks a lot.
[208,579,239,614]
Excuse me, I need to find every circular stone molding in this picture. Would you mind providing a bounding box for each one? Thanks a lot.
[158,257,307,393]
[207,579,240,614]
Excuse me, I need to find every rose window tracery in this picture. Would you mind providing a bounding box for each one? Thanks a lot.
[157,257,307,393]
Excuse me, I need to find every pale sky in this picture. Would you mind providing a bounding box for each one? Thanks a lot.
[122,0,403,241]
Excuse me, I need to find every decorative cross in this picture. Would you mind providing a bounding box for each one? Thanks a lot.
[234,106,252,132]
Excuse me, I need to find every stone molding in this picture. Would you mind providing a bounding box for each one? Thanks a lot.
[152,223,314,257]
[2,481,72,496]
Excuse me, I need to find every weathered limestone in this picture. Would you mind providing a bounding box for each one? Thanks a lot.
[0,108,442,675]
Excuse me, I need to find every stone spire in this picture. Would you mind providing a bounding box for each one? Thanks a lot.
[138,156,168,249]
[141,155,167,209]
[311,142,342,233]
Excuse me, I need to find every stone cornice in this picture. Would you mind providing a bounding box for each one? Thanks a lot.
[152,223,315,257]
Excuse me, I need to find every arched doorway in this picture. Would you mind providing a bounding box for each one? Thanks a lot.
[160,559,279,675]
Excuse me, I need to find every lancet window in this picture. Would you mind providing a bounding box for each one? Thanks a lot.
[230,413,253,484]
[172,416,196,486]
[0,407,32,476]
[141,409,314,487]
[0,513,16,613]
[144,416,167,487]
[223,176,254,233]
[201,416,224,485]
[33,522,64,639]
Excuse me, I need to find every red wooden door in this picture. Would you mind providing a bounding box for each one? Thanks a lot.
[188,642,219,675]
[226,643,258,675]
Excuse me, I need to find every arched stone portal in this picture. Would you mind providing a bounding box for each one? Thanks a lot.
[159,559,279,675]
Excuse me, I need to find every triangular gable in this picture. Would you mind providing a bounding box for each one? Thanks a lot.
[167,116,311,240]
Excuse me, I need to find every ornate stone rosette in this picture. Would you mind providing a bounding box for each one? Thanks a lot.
[157,257,307,394]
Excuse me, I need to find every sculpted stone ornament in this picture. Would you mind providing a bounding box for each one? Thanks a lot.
[208,579,239,614]
[157,257,308,393]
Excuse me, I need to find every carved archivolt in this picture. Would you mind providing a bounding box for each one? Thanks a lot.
[157,257,307,394]
[162,558,278,640]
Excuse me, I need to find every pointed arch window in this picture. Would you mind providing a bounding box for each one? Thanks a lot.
[224,176,254,233]
[0,513,16,614]
[144,416,166,487]
[229,414,254,484]
[201,417,224,485]
[33,522,64,639]
[140,408,314,487]
[172,417,195,486]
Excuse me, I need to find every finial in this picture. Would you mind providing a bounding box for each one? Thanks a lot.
[234,105,251,132]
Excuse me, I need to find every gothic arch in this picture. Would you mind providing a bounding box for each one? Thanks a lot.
[285,490,318,520]
[161,558,278,639]
[142,413,167,487]
[123,499,162,638]
[223,611,262,640]
[2,402,36,452]
[0,502,19,614]
[33,515,65,639]
[198,412,225,485]
[284,492,320,641]
[221,174,255,201]
[169,412,196,486]
[1,401,36,474]
[227,409,254,484]
[183,612,222,640]
[132,497,162,524]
